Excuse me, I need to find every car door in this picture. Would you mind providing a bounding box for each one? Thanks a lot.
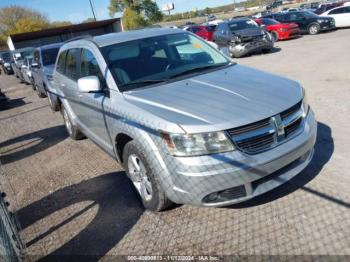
[74,48,113,150]
[329,7,349,27]
[59,48,81,122]
[32,50,42,87]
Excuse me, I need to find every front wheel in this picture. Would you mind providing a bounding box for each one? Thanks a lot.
[123,141,173,212]
[61,106,85,140]
[271,31,279,42]
[308,23,320,35]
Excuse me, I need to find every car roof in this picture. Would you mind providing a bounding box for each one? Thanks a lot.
[229,18,251,23]
[90,28,185,47]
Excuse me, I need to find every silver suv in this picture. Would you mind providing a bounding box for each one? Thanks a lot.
[52,28,317,211]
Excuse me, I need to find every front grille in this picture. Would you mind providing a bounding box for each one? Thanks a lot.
[228,101,304,154]
[281,101,302,119]
[285,117,302,137]
[236,132,275,153]
[227,118,270,136]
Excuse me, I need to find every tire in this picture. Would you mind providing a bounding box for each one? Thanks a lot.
[47,92,60,112]
[123,140,173,212]
[61,106,85,140]
[308,23,320,35]
[271,31,279,42]
[36,85,46,98]
[262,48,272,54]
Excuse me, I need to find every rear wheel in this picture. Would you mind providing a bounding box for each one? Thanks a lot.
[123,140,173,212]
[61,106,85,140]
[308,23,320,35]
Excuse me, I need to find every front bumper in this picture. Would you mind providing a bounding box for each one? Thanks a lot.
[160,110,317,207]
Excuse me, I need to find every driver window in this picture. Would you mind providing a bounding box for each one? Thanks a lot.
[80,49,105,86]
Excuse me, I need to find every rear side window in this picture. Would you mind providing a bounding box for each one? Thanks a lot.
[33,50,40,64]
[80,49,103,81]
[65,49,80,80]
[56,51,67,74]
[329,7,345,15]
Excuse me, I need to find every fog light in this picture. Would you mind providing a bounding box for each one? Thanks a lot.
[206,192,219,202]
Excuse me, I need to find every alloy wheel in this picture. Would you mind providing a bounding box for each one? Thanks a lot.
[127,154,153,202]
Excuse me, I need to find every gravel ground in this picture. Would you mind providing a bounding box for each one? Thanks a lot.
[0,29,349,260]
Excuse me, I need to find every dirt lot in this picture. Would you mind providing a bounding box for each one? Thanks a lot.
[1,29,350,259]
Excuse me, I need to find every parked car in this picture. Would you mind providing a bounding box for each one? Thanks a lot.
[264,11,336,35]
[31,43,63,98]
[11,47,34,82]
[300,2,320,12]
[213,18,274,58]
[186,25,217,41]
[207,14,217,21]
[20,56,34,85]
[254,18,301,41]
[266,0,283,10]
[0,52,14,75]
[51,28,316,211]
[320,5,350,27]
[314,2,344,15]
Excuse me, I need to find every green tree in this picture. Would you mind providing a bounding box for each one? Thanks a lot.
[108,0,163,30]
[204,7,212,14]
[0,5,49,47]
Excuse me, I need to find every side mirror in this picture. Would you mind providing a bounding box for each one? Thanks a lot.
[31,62,39,68]
[78,76,101,93]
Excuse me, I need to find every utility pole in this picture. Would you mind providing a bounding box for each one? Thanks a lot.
[233,0,236,11]
[89,0,97,21]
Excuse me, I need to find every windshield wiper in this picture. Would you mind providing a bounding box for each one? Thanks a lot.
[168,63,230,79]
[121,79,168,88]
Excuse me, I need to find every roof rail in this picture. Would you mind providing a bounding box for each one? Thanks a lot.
[64,35,93,43]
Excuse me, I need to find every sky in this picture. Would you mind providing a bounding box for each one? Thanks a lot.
[0,0,236,23]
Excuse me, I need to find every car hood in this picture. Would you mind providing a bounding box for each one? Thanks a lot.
[232,28,264,37]
[43,64,55,75]
[123,64,303,133]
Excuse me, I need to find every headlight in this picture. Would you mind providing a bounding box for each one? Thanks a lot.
[302,89,309,117]
[161,131,235,156]
[4,62,10,67]
[317,19,325,24]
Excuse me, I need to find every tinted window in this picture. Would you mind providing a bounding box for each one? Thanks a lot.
[65,49,79,80]
[329,7,345,15]
[346,7,350,13]
[206,25,217,32]
[56,51,67,74]
[190,27,201,33]
[229,20,259,31]
[34,50,40,63]
[80,49,103,81]
[42,48,60,66]
[261,18,280,25]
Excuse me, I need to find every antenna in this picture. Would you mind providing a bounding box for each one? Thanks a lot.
[89,0,97,21]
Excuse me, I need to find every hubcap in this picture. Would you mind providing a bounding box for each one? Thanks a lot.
[63,109,72,135]
[310,26,318,34]
[127,154,153,202]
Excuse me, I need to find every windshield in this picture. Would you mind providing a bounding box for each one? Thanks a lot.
[1,53,11,62]
[229,20,259,31]
[42,48,60,66]
[101,32,230,91]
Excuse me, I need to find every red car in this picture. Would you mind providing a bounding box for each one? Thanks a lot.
[186,25,217,41]
[254,18,301,41]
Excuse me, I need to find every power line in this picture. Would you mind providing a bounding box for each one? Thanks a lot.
[88,0,97,21]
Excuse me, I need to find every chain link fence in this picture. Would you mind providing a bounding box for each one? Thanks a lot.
[0,191,24,262]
